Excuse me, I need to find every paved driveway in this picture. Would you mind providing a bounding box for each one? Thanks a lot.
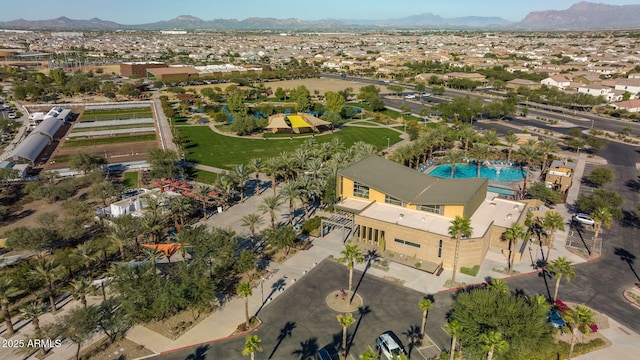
[156,260,447,360]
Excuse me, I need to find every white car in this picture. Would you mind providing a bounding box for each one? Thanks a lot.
[7,113,16,119]
[572,213,595,226]
[404,94,416,99]
[376,331,406,360]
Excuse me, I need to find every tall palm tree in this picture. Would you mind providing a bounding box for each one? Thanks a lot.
[31,259,63,314]
[75,242,98,272]
[20,302,45,332]
[338,245,365,304]
[543,211,565,259]
[515,141,541,194]
[538,137,560,173]
[564,305,596,360]
[504,131,519,163]
[469,143,491,177]
[248,157,266,184]
[242,335,263,360]
[194,184,213,220]
[305,158,325,182]
[458,124,476,156]
[233,164,251,203]
[265,157,281,195]
[241,213,264,250]
[0,277,22,335]
[449,216,473,284]
[108,224,135,260]
[591,207,612,258]
[237,282,253,329]
[279,181,300,225]
[140,212,164,244]
[141,247,163,271]
[503,223,526,274]
[215,174,236,209]
[418,298,433,340]
[547,256,575,302]
[483,129,499,148]
[445,319,463,360]
[444,148,465,178]
[337,313,355,358]
[169,195,193,228]
[480,330,508,360]
[69,277,93,308]
[258,195,282,228]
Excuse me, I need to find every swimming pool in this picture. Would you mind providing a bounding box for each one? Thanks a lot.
[428,163,525,182]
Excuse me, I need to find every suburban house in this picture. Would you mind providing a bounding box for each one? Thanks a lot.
[612,99,640,113]
[541,75,571,90]
[613,78,640,96]
[576,86,623,102]
[333,156,527,273]
[506,79,541,91]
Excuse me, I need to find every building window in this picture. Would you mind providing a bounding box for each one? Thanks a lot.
[353,182,370,198]
[385,195,404,206]
[394,238,421,248]
[438,240,443,258]
[420,204,443,215]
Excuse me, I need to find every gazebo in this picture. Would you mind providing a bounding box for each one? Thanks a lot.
[266,113,330,134]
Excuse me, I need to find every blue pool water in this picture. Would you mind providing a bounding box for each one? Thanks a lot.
[429,164,525,182]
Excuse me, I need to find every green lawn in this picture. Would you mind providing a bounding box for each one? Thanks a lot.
[63,134,156,147]
[191,169,219,185]
[179,125,402,169]
[123,171,139,189]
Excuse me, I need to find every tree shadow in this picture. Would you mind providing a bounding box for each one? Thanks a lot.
[537,267,554,301]
[348,305,371,354]
[268,321,296,359]
[185,344,209,360]
[621,209,640,229]
[402,324,422,358]
[291,337,319,360]
[626,177,640,192]
[614,247,640,282]
[351,249,379,303]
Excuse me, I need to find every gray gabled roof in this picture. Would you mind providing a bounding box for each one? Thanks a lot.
[338,155,487,206]
[33,116,62,140]
[11,133,50,165]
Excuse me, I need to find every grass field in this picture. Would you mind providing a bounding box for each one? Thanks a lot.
[63,134,156,147]
[123,171,139,189]
[191,169,219,185]
[81,109,153,122]
[179,125,402,170]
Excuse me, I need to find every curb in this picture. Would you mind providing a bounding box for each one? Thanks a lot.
[159,319,263,355]
[436,269,542,293]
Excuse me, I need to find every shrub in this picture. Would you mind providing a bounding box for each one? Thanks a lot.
[415,262,422,268]
[550,338,606,359]
[460,265,480,276]
[301,216,323,235]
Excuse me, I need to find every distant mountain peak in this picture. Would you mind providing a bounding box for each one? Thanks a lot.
[518,1,640,29]
[174,15,203,21]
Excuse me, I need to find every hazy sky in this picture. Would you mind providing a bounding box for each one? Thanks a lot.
[2,0,639,24]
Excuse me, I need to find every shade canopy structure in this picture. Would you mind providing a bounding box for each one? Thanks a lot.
[266,113,331,134]
[141,243,181,257]
[10,133,50,165]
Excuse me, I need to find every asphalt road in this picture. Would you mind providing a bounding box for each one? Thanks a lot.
[156,260,445,360]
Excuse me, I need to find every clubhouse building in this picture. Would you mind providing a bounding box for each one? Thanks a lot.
[335,156,528,273]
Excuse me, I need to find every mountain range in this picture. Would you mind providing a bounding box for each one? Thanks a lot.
[0,2,638,31]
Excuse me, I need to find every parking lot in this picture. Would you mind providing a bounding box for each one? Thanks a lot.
[156,260,444,360]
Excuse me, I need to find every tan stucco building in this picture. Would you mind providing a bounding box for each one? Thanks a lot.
[336,156,527,272]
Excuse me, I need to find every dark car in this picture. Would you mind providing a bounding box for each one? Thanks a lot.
[549,308,566,329]
[315,345,339,360]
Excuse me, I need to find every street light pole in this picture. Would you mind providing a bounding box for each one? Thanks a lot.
[386,137,390,152]
[261,277,265,303]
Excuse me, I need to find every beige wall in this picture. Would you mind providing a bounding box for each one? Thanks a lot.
[355,215,493,269]
[443,205,464,218]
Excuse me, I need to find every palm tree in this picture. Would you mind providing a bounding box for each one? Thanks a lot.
[458,124,476,156]
[538,137,560,173]
[488,278,509,294]
[444,148,465,178]
[233,164,252,203]
[140,212,164,244]
[169,195,193,228]
[69,277,93,308]
[108,224,135,260]
[259,195,282,228]
[469,143,491,177]
[305,157,325,182]
[449,216,473,284]
[265,157,281,195]
[564,305,596,360]
[194,184,213,220]
[242,335,263,360]
[337,313,355,358]
[75,242,98,272]
[279,181,300,225]
[241,213,264,250]
[547,257,575,302]
[418,298,433,340]
[296,176,320,222]
[20,302,45,332]
[480,330,508,360]
[338,245,365,304]
[503,223,526,274]
[237,282,253,329]
[543,211,565,259]
[31,259,63,314]
[248,157,266,185]
[0,277,22,335]
[359,348,378,360]
[445,319,463,360]
[504,131,519,163]
[515,141,541,194]
[591,207,612,257]
[483,129,499,148]
[141,247,163,271]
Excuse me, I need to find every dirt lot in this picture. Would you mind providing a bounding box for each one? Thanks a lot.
[46,140,158,170]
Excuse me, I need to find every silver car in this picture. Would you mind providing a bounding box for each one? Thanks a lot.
[572,213,595,226]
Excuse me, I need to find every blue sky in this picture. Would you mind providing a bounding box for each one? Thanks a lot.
[2,0,639,24]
